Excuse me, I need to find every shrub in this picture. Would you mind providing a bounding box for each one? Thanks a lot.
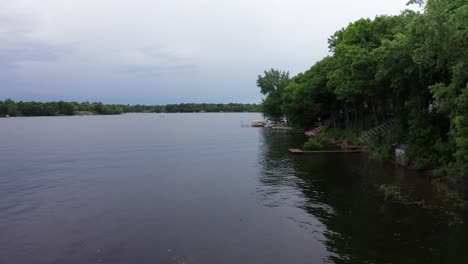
[303,137,325,150]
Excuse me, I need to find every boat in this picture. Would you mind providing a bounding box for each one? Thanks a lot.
[265,120,276,127]
[251,119,268,127]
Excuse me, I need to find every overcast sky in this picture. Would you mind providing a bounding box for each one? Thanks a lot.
[0,0,416,104]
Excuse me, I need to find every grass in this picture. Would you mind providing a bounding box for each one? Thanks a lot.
[303,137,325,150]
[303,127,362,150]
[320,128,361,145]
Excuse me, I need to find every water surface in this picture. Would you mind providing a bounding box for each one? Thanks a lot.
[0,113,466,264]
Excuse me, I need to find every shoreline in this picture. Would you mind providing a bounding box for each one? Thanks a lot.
[0,111,262,118]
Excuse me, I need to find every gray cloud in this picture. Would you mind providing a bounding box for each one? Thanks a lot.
[113,46,198,75]
[114,63,197,75]
[0,44,59,65]
[0,0,415,104]
[0,11,66,70]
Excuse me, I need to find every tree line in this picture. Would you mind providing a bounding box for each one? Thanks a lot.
[0,99,260,117]
[257,0,467,177]
[163,103,260,113]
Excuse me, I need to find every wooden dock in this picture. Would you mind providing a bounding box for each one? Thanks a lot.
[289,149,361,154]
[288,148,304,154]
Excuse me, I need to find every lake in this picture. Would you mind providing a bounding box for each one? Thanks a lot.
[0,113,467,264]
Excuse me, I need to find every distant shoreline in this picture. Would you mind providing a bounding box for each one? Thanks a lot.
[0,111,261,118]
[0,100,261,118]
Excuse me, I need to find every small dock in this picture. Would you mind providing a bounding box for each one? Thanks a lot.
[289,149,361,154]
[288,149,304,154]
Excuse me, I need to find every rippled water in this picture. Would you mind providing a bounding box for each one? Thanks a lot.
[0,113,467,264]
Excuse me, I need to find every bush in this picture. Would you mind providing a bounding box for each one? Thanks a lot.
[303,137,325,150]
[374,143,394,161]
[318,128,361,145]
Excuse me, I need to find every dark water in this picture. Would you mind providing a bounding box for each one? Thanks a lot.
[0,113,467,264]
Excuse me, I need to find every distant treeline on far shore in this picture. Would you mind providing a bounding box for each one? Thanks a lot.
[0,99,261,117]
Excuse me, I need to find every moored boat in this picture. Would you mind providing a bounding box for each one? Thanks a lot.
[251,119,268,127]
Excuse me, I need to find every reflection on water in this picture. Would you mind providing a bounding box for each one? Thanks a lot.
[0,113,466,264]
[257,128,468,263]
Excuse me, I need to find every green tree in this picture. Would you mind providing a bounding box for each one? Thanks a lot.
[258,0,467,177]
[453,85,468,176]
[5,99,20,116]
[256,69,289,120]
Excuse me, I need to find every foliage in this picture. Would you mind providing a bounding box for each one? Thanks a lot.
[163,103,260,113]
[0,100,261,117]
[256,69,290,121]
[303,128,361,151]
[257,0,468,176]
[405,100,440,169]
[318,128,361,146]
[303,137,325,150]
[453,85,468,176]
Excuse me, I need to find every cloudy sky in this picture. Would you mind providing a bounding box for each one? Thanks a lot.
[1,0,416,104]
